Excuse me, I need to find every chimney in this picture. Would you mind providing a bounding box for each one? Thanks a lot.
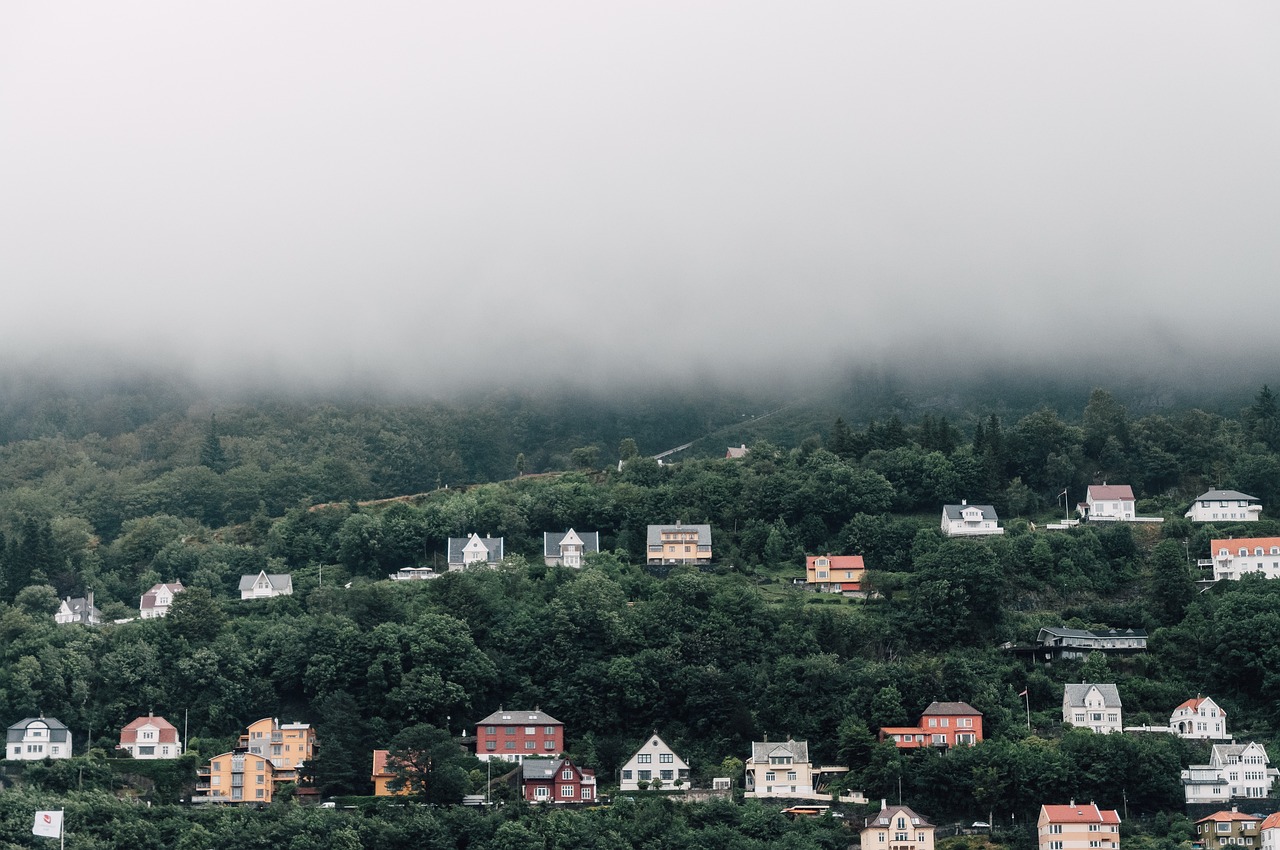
[962,499,967,505]
[881,799,887,811]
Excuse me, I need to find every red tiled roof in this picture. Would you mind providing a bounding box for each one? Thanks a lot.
[807,555,866,570]
[1042,803,1120,824]
[1088,485,1135,501]
[1259,813,1280,831]
[119,714,179,744]
[1211,537,1280,556]
[1197,811,1260,824]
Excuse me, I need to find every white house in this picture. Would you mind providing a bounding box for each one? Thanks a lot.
[1079,484,1136,521]
[1171,696,1229,740]
[55,591,101,626]
[1205,537,1280,581]
[1186,490,1262,522]
[1260,812,1280,850]
[389,567,440,581]
[619,732,690,791]
[744,738,816,799]
[118,713,182,759]
[543,529,599,568]
[1036,627,1148,659]
[940,502,1004,537]
[7,715,72,760]
[1062,683,1123,733]
[140,581,184,619]
[239,571,293,600]
[447,534,504,570]
[1182,742,1278,803]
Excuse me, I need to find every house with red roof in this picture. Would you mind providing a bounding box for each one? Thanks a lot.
[1258,812,1280,850]
[1171,696,1228,740]
[1206,537,1280,581]
[1196,809,1261,850]
[806,555,866,595]
[1078,484,1136,521]
[118,713,182,759]
[140,581,184,619]
[371,749,410,796]
[1037,802,1120,850]
[880,702,983,749]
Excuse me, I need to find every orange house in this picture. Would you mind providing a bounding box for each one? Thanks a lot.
[372,749,411,796]
[806,555,866,594]
[238,718,317,786]
[880,702,984,749]
[195,750,275,803]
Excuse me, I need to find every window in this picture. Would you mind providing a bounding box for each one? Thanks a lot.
[787,771,797,781]
[545,726,556,734]
[638,754,652,763]
[211,776,221,785]
[525,726,536,735]
[256,774,264,784]
[505,741,515,749]
[562,769,574,780]
[486,741,495,751]
[660,753,673,764]
[525,741,535,749]
[1050,825,1063,834]
[581,787,592,799]
[256,789,265,799]
[928,718,938,728]
[561,785,573,797]
[622,770,632,780]
[535,787,549,799]
[545,740,556,750]
[1050,842,1063,850]
[1089,824,1100,832]
[765,772,776,782]
[505,727,516,734]
[486,725,495,734]
[638,770,651,780]
[661,770,673,780]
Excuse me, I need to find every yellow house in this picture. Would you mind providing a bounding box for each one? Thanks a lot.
[372,749,411,796]
[196,750,275,803]
[646,523,713,565]
[239,718,317,786]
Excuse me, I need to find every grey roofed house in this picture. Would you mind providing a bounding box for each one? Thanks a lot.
[7,716,71,744]
[55,592,102,625]
[447,534,504,568]
[7,715,73,760]
[520,758,561,781]
[1038,627,1148,651]
[543,530,599,566]
[748,738,809,764]
[646,523,712,547]
[476,708,562,727]
[1063,683,1122,708]
[238,571,293,599]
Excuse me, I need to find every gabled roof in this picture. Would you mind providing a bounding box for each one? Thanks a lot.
[476,708,562,727]
[1194,490,1259,502]
[448,535,504,564]
[1211,537,1280,555]
[1173,696,1223,714]
[625,732,689,768]
[140,581,184,609]
[1259,813,1280,831]
[941,504,999,520]
[1088,484,1135,501]
[646,524,712,545]
[866,804,935,829]
[520,757,593,782]
[921,701,981,717]
[1063,683,1122,708]
[749,739,809,763]
[1211,742,1269,765]
[1197,810,1262,824]
[7,716,71,743]
[544,530,600,558]
[238,572,292,592]
[372,749,400,778]
[58,596,101,623]
[1041,803,1120,824]
[807,555,866,570]
[120,714,180,744]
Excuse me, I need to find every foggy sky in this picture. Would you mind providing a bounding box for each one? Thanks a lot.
[2,3,1278,392]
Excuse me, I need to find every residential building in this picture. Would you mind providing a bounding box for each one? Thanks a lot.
[1171,696,1229,740]
[118,713,181,759]
[238,718,316,785]
[726,444,749,459]
[806,554,866,594]
[1196,809,1261,850]
[6,715,72,760]
[1079,484,1136,521]
[447,534,504,570]
[139,581,184,618]
[520,757,596,803]
[1037,801,1120,850]
[372,749,410,796]
[940,502,1004,537]
[646,523,713,565]
[862,802,936,850]
[388,567,440,581]
[1062,684,1123,733]
[55,591,101,625]
[880,702,984,749]
[1205,537,1280,581]
[1036,628,1148,659]
[1187,490,1262,523]
[619,732,690,791]
[475,708,564,763]
[744,738,816,799]
[543,529,600,568]
[239,571,293,600]
[1259,812,1280,850]
[1182,742,1278,804]
[195,749,275,803]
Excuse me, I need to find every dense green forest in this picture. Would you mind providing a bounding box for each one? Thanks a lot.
[1,374,1279,847]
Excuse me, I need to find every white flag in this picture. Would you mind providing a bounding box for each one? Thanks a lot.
[33,810,62,838]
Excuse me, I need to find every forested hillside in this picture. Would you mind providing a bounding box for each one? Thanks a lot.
[1,377,1279,847]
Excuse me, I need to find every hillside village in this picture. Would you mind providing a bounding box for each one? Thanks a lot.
[1,383,1280,846]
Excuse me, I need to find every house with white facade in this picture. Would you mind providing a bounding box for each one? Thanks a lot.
[447,534,504,570]
[1204,537,1280,581]
[1079,484,1136,521]
[1182,742,1278,804]
[118,713,182,759]
[543,529,599,568]
[1063,683,1123,733]
[1186,490,1262,523]
[619,732,690,791]
[1260,812,1280,850]
[940,502,1004,537]
[388,567,440,581]
[1036,628,1148,660]
[55,591,101,626]
[140,582,184,619]
[1171,696,1229,740]
[7,715,72,760]
[744,738,816,799]
[239,571,293,600]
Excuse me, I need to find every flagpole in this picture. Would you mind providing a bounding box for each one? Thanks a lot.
[60,808,64,850]
[1024,690,1031,731]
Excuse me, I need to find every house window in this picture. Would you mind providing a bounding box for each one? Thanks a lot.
[545,726,556,734]
[661,770,673,780]
[535,787,549,799]
[638,754,651,763]
[545,740,556,750]
[787,771,797,781]
[660,753,673,763]
[562,769,574,780]
[525,741,535,749]
[256,789,265,799]
[485,741,495,750]
[765,772,776,781]
[505,727,516,734]
[582,787,592,799]
[505,742,515,749]
[638,770,651,780]
[486,726,495,734]
[622,770,632,780]
[525,727,536,735]
[928,718,938,728]
[561,785,573,797]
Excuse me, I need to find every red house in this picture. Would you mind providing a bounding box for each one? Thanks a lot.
[880,701,984,749]
[475,708,564,762]
[520,757,596,803]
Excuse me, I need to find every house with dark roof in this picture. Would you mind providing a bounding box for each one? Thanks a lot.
[880,701,983,749]
[475,708,564,762]
[140,581,184,619]
[239,571,292,600]
[745,738,815,798]
[1036,627,1148,659]
[543,529,599,568]
[646,523,712,565]
[1183,742,1278,804]
[7,715,72,760]
[862,802,936,850]
[55,591,101,626]
[940,502,1003,537]
[1187,490,1262,523]
[519,757,596,803]
[118,713,182,759]
[1063,683,1123,733]
[448,534,504,570]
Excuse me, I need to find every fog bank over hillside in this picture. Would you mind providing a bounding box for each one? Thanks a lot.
[2,3,1277,393]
